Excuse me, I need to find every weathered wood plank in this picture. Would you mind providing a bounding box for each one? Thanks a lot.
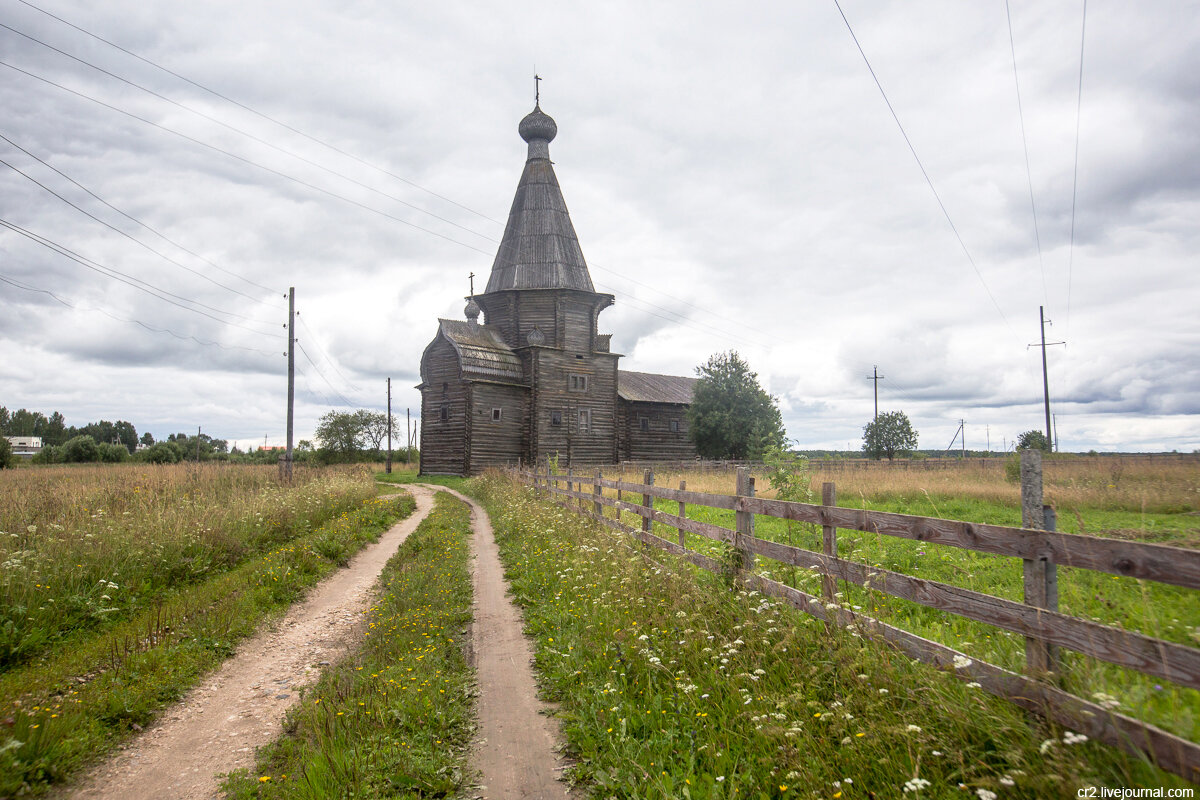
[743,536,1200,690]
[596,477,739,510]
[743,573,1200,783]
[739,495,1200,589]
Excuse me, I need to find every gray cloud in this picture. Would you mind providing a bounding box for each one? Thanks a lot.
[1,1,1196,453]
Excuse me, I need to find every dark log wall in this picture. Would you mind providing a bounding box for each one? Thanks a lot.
[560,298,592,351]
[619,400,695,461]
[532,349,619,468]
[467,383,528,473]
[419,336,468,475]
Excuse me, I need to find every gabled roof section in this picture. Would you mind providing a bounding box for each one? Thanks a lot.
[438,319,525,383]
[485,105,595,293]
[618,370,697,405]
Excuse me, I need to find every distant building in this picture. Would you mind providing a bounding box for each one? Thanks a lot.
[417,103,697,476]
[5,436,42,459]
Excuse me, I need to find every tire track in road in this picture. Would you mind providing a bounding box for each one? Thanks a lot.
[431,485,574,799]
[62,485,436,800]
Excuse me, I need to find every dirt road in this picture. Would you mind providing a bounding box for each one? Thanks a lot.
[437,486,571,799]
[61,483,570,799]
[63,486,435,800]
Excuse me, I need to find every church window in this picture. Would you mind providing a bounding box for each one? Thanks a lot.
[439,405,449,422]
[569,373,588,392]
[639,416,649,432]
[551,410,562,426]
[442,382,448,397]
[578,408,591,432]
[670,419,680,433]
[492,408,502,422]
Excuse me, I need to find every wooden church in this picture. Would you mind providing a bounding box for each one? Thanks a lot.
[418,102,698,476]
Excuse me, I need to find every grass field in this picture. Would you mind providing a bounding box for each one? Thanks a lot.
[591,457,1200,744]
[0,463,416,797]
[474,471,1191,798]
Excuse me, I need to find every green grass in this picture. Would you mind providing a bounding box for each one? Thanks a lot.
[374,467,468,491]
[620,483,1200,742]
[222,491,475,799]
[477,473,1191,798]
[0,492,416,798]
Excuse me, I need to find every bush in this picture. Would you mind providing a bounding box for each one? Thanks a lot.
[61,435,100,463]
[97,442,130,463]
[136,442,181,464]
[31,445,59,464]
[0,437,11,469]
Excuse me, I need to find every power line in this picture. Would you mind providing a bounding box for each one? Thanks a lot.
[7,31,807,356]
[297,342,357,408]
[0,154,278,323]
[0,131,280,299]
[0,59,499,258]
[1066,0,1088,344]
[296,315,363,393]
[0,21,500,246]
[1004,0,1047,305]
[0,271,279,356]
[0,216,280,337]
[831,0,1017,341]
[14,0,499,225]
[6,10,779,348]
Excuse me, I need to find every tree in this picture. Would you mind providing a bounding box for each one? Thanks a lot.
[687,351,786,460]
[1017,429,1051,452]
[862,411,918,461]
[140,432,155,446]
[357,410,391,454]
[315,410,364,461]
[0,436,12,469]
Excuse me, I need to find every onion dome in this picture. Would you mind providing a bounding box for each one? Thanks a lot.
[464,297,481,323]
[518,105,557,144]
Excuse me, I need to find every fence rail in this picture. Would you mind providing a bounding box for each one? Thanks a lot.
[518,464,1200,783]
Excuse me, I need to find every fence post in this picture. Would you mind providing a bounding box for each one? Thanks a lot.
[821,481,837,603]
[1020,449,1059,675]
[642,470,654,540]
[735,467,756,574]
[678,479,687,549]
[593,469,602,518]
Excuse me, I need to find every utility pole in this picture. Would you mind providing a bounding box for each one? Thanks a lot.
[285,287,295,481]
[868,366,885,420]
[406,408,412,466]
[386,378,393,474]
[961,419,966,459]
[1029,306,1064,452]
[196,425,202,463]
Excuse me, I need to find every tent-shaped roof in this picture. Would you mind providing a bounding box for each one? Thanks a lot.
[484,105,594,293]
[618,370,697,405]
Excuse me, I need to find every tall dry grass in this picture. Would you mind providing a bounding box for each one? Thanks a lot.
[0,463,377,668]
[605,456,1200,515]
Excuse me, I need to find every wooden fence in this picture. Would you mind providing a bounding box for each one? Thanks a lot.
[517,461,1200,783]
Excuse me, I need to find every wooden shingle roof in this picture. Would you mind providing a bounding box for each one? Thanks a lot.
[617,370,696,405]
[484,105,594,294]
[438,320,525,383]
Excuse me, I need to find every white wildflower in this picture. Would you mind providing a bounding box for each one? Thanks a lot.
[903,777,931,793]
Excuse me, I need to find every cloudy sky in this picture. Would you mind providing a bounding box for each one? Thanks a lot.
[2,0,1197,454]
